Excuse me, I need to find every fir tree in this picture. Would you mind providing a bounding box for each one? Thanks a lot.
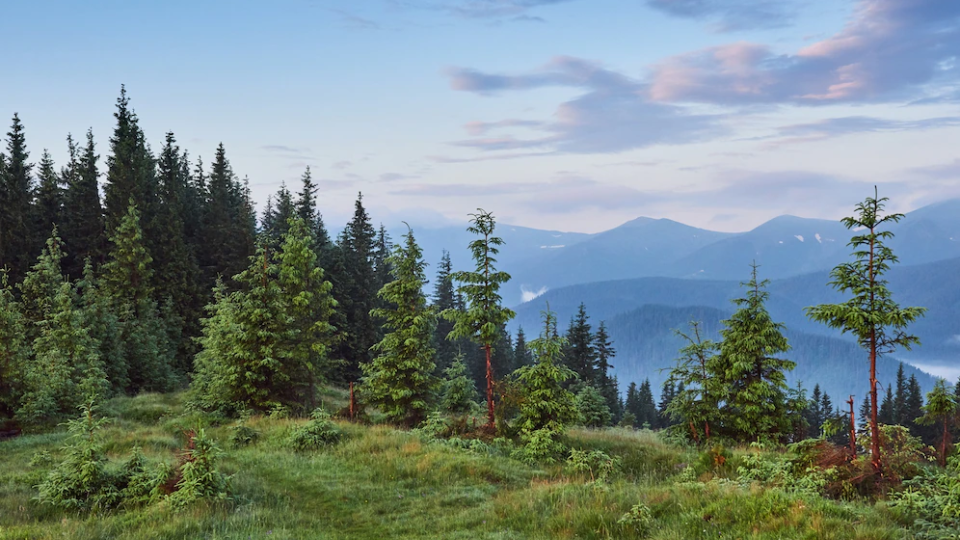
[261,182,295,247]
[624,382,641,428]
[199,143,256,285]
[0,113,36,282]
[893,363,907,426]
[806,188,926,474]
[513,326,533,370]
[859,395,871,432]
[18,231,68,341]
[657,379,678,429]
[77,261,127,395]
[879,385,894,425]
[714,263,794,442]
[362,227,437,427]
[445,209,515,428]
[806,384,824,438]
[904,374,925,440]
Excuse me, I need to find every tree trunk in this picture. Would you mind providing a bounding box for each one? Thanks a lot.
[870,332,881,475]
[941,417,949,468]
[848,396,857,456]
[485,344,495,428]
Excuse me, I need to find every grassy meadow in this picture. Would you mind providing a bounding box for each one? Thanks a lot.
[0,390,919,539]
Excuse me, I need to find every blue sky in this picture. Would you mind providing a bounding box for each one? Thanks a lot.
[3,0,959,233]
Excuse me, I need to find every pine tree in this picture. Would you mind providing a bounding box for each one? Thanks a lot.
[362,227,437,427]
[658,379,678,429]
[806,188,926,474]
[332,193,378,383]
[593,321,619,421]
[625,382,641,428]
[103,87,157,235]
[893,363,907,426]
[77,261,127,395]
[277,217,337,409]
[667,321,720,443]
[879,385,894,425]
[714,263,794,442]
[859,395,871,432]
[261,182,295,247]
[61,130,106,279]
[445,209,515,428]
[917,379,958,466]
[0,271,27,421]
[806,384,824,438]
[563,303,597,384]
[199,143,256,285]
[17,282,107,429]
[0,113,36,282]
[904,374,925,440]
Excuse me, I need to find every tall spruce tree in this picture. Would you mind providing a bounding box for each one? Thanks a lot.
[445,209,515,428]
[714,264,794,442]
[61,130,106,279]
[33,150,62,241]
[879,385,895,425]
[431,250,459,373]
[18,231,68,342]
[101,203,175,394]
[332,193,378,383]
[563,303,597,385]
[893,363,908,426]
[917,379,959,467]
[806,188,926,474]
[0,113,36,282]
[277,217,337,409]
[362,227,437,427]
[513,326,533,370]
[199,144,256,285]
[77,260,127,395]
[904,374,926,440]
[636,379,658,429]
[593,321,619,421]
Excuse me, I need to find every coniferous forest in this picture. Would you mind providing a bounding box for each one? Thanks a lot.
[3,90,960,539]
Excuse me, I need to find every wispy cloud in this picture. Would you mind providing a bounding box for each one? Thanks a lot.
[645,0,795,32]
[329,8,381,30]
[759,115,960,146]
[379,172,420,182]
[648,0,960,105]
[446,56,725,154]
[441,0,575,19]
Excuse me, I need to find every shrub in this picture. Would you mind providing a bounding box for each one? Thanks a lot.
[229,420,260,448]
[167,428,229,508]
[567,449,621,482]
[289,408,343,451]
[617,502,653,537]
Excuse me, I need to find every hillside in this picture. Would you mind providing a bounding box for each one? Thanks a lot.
[0,392,917,539]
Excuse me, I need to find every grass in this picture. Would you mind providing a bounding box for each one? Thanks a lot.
[0,391,921,539]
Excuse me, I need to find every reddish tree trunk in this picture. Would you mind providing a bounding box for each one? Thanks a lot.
[349,381,355,421]
[485,344,495,428]
[705,421,710,440]
[847,396,857,456]
[941,417,950,468]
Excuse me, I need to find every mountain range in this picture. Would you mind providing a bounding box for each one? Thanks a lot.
[395,198,960,400]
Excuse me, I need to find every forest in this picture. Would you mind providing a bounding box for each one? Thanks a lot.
[2,89,960,539]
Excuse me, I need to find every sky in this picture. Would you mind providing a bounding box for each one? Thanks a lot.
[2,0,960,233]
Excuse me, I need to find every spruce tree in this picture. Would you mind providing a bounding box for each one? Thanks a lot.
[658,380,678,429]
[0,271,27,421]
[625,382,641,427]
[332,193,378,383]
[440,353,479,416]
[917,379,959,466]
[431,251,459,373]
[77,261,127,395]
[879,385,895,425]
[18,231,68,341]
[667,321,720,443]
[593,321,619,421]
[893,363,908,426]
[575,384,612,427]
[61,130,106,279]
[806,384,824,438]
[101,203,175,394]
[445,209,515,428]
[0,113,36,282]
[362,227,437,427]
[904,374,925,440]
[513,326,533,370]
[636,379,657,429]
[199,143,256,285]
[277,217,337,409]
[714,263,794,442]
[806,188,926,474]
[261,182,295,246]
[18,282,108,429]
[34,150,62,241]
[563,303,597,384]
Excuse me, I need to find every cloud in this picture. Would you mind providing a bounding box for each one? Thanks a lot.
[447,56,726,154]
[520,285,548,303]
[645,0,795,32]
[914,159,960,180]
[379,172,420,182]
[648,0,960,105]
[441,0,575,19]
[329,8,380,30]
[332,160,353,170]
[761,115,960,145]
[262,145,315,161]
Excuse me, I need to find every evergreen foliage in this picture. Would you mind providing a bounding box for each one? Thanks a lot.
[0,113,36,282]
[593,321,620,422]
[806,188,926,473]
[635,380,658,429]
[666,321,720,443]
[61,131,107,279]
[18,231,68,340]
[575,384,612,427]
[512,326,533,370]
[916,379,958,466]
[431,251,460,373]
[33,150,62,241]
[445,209,516,427]
[714,264,794,442]
[77,261,128,395]
[362,227,438,428]
[198,143,256,285]
[440,353,479,415]
[0,271,27,421]
[563,303,597,384]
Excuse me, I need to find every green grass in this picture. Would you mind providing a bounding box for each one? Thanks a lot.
[0,392,919,539]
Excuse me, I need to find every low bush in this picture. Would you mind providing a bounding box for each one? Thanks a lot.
[289,408,343,451]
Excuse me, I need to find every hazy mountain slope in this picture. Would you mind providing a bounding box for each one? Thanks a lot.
[602,305,935,403]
